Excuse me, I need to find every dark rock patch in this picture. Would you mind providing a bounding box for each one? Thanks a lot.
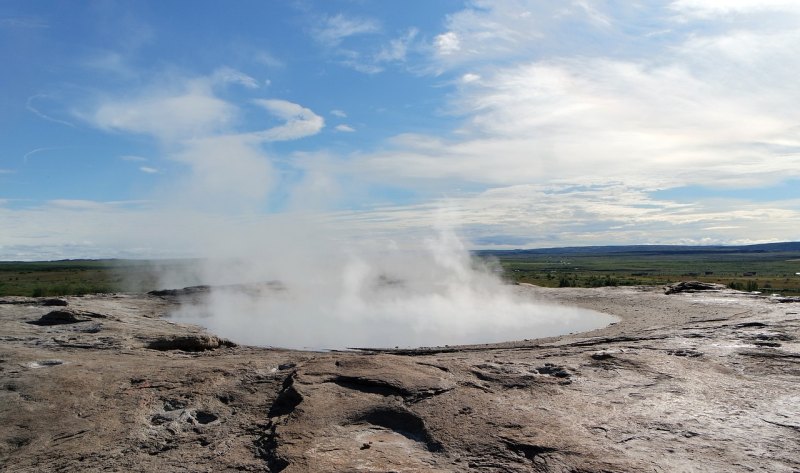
[752,332,793,341]
[150,414,171,426]
[590,351,615,360]
[736,322,768,328]
[268,373,303,418]
[28,310,88,326]
[665,281,726,294]
[351,405,443,452]
[502,438,557,462]
[146,335,236,352]
[148,285,211,297]
[194,411,218,425]
[254,421,289,473]
[666,349,703,357]
[163,399,187,411]
[40,298,68,307]
[535,364,571,378]
[332,374,452,402]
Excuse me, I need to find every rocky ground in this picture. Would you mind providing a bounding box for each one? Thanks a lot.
[1,285,798,472]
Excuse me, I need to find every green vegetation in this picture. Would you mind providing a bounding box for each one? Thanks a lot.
[479,243,800,296]
[0,259,195,297]
[1,243,799,297]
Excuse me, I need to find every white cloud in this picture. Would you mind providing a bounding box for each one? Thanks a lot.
[461,73,481,83]
[335,124,355,132]
[169,135,274,211]
[670,0,800,18]
[8,2,800,258]
[362,0,800,194]
[120,155,147,162]
[77,71,325,227]
[4,182,797,260]
[360,56,800,189]
[326,183,800,248]
[251,99,325,142]
[89,80,236,141]
[435,32,461,56]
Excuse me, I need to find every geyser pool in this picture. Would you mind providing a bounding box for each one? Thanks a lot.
[167,282,616,350]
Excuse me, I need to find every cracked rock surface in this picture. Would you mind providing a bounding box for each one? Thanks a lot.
[1,286,799,472]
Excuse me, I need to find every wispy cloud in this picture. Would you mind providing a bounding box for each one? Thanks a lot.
[335,124,355,132]
[120,155,147,162]
[26,95,75,127]
[254,50,284,68]
[252,99,325,141]
[331,109,347,118]
[310,13,420,74]
[211,66,259,89]
[313,14,380,45]
[375,28,418,64]
[139,166,159,174]
[83,51,137,78]
[430,1,547,69]
[23,147,63,164]
[0,17,48,29]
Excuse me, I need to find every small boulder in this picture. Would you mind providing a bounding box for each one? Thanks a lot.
[29,310,88,326]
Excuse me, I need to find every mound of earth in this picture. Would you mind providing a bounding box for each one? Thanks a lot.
[0,285,798,472]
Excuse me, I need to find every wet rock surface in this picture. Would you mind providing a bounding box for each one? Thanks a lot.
[1,286,798,472]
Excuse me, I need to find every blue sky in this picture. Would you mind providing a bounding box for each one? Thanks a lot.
[1,0,799,259]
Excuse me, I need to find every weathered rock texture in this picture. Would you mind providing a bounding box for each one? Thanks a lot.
[1,286,798,472]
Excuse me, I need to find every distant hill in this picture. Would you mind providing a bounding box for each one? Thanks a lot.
[476,242,800,258]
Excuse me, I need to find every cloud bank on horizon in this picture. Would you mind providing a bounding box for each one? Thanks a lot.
[0,0,799,259]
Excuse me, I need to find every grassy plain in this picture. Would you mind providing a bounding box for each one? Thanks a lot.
[484,246,800,295]
[0,260,190,297]
[1,243,799,297]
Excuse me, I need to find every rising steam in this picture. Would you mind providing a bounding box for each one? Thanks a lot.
[164,225,614,350]
[118,87,614,350]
